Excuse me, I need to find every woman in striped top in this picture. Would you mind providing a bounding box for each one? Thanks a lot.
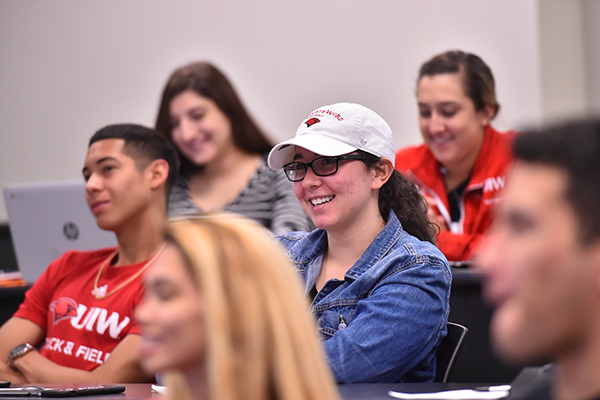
[154,61,312,234]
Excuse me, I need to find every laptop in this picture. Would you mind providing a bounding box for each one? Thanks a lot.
[3,180,117,283]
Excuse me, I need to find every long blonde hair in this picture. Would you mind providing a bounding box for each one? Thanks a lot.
[161,213,340,400]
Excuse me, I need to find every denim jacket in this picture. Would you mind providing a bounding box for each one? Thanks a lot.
[277,211,451,383]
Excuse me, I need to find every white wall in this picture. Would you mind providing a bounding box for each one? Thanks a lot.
[582,0,600,115]
[0,0,543,222]
[538,0,588,123]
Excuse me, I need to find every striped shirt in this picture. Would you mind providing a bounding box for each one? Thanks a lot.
[168,158,314,235]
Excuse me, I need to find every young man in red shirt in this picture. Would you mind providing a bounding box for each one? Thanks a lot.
[0,124,179,383]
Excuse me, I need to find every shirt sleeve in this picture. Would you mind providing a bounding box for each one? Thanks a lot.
[14,252,73,329]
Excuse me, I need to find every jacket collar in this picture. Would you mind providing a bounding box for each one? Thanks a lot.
[408,125,501,191]
[296,211,402,282]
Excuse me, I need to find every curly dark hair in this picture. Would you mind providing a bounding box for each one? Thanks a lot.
[359,151,438,244]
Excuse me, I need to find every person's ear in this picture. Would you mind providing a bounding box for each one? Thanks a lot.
[147,159,169,190]
[588,239,600,296]
[480,105,496,127]
[370,159,394,190]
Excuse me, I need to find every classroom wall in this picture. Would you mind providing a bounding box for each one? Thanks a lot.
[0,0,547,222]
[538,0,588,123]
[582,0,600,115]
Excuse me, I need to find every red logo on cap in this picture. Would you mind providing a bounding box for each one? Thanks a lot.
[305,117,321,127]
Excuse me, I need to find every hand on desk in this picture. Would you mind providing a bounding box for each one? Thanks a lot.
[0,359,27,384]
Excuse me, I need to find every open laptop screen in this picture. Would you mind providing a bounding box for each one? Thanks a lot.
[3,180,117,283]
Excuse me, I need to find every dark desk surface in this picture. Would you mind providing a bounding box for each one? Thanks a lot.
[2,384,157,399]
[0,285,30,328]
[450,267,483,285]
[4,383,503,400]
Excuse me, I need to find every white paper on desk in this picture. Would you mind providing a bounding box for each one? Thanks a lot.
[151,384,168,394]
[388,388,509,399]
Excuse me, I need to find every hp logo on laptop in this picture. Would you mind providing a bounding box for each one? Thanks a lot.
[63,222,80,241]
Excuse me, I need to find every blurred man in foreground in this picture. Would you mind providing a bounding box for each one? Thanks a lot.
[476,119,600,400]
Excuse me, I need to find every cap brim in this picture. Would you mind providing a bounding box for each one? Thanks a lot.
[267,133,358,169]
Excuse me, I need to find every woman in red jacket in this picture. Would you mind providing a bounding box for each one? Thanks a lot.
[395,50,515,265]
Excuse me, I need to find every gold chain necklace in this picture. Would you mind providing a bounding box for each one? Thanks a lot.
[93,244,166,300]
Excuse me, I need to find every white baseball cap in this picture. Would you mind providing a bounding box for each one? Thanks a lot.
[267,102,396,169]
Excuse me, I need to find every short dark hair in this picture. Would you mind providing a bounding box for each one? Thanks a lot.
[89,124,180,198]
[154,61,273,176]
[419,50,500,119]
[513,119,600,244]
[359,151,438,244]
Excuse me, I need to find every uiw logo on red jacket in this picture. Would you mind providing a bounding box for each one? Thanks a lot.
[483,176,506,193]
[50,297,130,339]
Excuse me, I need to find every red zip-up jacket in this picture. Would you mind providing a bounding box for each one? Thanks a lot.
[395,126,515,264]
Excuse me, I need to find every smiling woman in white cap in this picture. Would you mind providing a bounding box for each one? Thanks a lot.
[268,102,451,383]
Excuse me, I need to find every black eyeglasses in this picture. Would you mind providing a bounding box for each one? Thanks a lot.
[282,154,366,182]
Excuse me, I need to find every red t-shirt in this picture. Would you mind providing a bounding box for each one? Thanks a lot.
[14,248,146,371]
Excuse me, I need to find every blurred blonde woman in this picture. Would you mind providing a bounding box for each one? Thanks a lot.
[135,213,340,400]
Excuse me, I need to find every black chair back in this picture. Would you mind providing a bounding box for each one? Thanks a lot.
[435,321,469,383]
